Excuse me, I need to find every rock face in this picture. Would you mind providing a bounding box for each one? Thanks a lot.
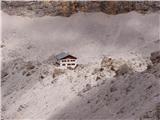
[150,51,160,64]
[1,1,160,17]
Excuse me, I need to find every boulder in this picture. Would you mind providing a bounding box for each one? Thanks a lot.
[150,51,160,64]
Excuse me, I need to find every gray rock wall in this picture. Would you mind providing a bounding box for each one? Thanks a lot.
[1,1,160,17]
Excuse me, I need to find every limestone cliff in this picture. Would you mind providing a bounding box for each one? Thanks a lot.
[1,1,160,17]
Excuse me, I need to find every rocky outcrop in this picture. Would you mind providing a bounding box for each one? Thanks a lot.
[150,51,160,64]
[1,1,160,17]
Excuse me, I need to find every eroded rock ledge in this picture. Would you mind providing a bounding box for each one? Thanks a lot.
[1,1,160,17]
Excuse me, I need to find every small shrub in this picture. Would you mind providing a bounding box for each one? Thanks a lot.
[52,68,64,78]
[116,107,125,115]
[51,79,57,84]
[52,73,56,78]
[17,104,27,112]
[25,62,35,70]
[82,84,92,93]
[110,86,117,92]
[92,68,104,75]
[86,84,91,91]
[26,72,31,76]
[146,85,153,90]
[115,64,132,76]
[96,76,101,81]
[1,71,8,78]
[40,75,44,79]
[1,105,6,111]
[125,85,134,95]
[1,44,5,48]
[147,64,152,70]
[22,71,26,75]
[77,92,83,97]
[99,68,104,71]
[27,65,35,70]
